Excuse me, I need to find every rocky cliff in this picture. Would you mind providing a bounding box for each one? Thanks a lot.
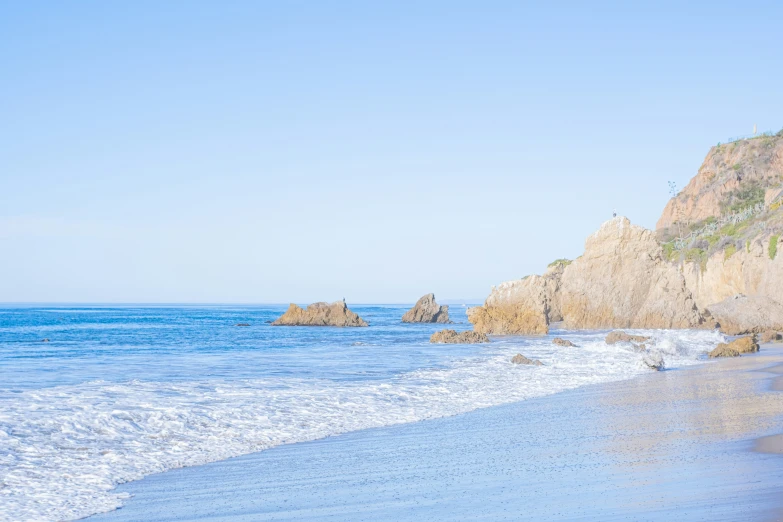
[559,218,705,330]
[469,218,706,334]
[471,132,783,336]
[272,301,368,327]
[657,133,783,232]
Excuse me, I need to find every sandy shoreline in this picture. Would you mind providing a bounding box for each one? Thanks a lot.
[88,345,783,522]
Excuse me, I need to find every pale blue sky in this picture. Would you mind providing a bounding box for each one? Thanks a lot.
[1,1,782,303]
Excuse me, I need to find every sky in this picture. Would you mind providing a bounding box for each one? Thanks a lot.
[1,1,782,304]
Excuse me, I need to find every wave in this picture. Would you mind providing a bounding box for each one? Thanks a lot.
[0,329,724,521]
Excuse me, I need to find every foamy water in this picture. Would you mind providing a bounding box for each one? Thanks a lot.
[0,306,726,521]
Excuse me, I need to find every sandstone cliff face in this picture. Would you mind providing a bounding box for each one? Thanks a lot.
[469,218,706,335]
[402,293,450,323]
[559,218,705,330]
[472,136,783,335]
[272,301,368,327]
[657,135,783,231]
[682,239,783,309]
[467,264,562,335]
[705,295,783,335]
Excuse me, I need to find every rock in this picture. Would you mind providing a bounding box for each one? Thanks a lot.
[41,338,50,343]
[272,301,368,327]
[402,293,450,323]
[552,337,575,347]
[706,295,783,335]
[709,334,760,357]
[642,352,665,371]
[467,265,563,335]
[511,353,544,366]
[657,135,783,231]
[761,331,783,343]
[559,218,706,330]
[235,323,250,327]
[430,329,489,344]
[605,331,652,345]
[708,345,740,358]
[471,218,706,335]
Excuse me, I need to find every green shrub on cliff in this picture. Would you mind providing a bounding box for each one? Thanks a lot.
[684,248,705,262]
[724,243,737,260]
[547,258,572,268]
[771,235,780,260]
[662,242,676,261]
[722,183,765,213]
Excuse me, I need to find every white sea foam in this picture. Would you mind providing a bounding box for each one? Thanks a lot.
[0,329,724,521]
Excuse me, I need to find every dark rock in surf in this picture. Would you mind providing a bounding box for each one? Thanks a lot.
[511,353,544,366]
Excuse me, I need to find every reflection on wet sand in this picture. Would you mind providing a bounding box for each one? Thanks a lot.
[596,352,783,468]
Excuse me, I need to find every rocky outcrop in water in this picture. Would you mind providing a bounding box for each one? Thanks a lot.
[705,295,783,335]
[642,352,665,371]
[272,301,368,327]
[467,263,563,335]
[430,329,489,344]
[511,354,543,366]
[709,334,759,357]
[552,337,575,347]
[402,293,450,323]
[761,331,782,343]
[605,331,651,345]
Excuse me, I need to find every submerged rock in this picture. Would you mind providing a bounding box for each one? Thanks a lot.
[235,323,250,327]
[706,295,783,335]
[642,352,665,371]
[511,354,544,366]
[402,293,450,323]
[430,329,489,344]
[605,331,651,345]
[272,301,368,327]
[709,334,759,357]
[552,337,575,347]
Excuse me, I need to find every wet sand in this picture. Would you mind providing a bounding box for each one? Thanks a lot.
[88,345,783,522]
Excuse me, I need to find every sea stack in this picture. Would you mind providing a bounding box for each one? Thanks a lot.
[402,293,450,323]
[272,301,368,327]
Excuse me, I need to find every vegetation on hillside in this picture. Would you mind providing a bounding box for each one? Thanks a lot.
[547,258,572,268]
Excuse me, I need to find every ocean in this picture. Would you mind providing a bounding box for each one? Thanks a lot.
[0,304,726,521]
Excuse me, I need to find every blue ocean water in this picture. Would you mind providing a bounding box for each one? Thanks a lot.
[0,304,482,390]
[0,304,725,521]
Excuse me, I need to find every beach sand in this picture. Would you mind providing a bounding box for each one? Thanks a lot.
[88,345,783,522]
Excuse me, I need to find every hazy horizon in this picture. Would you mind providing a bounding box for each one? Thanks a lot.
[2,1,782,303]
